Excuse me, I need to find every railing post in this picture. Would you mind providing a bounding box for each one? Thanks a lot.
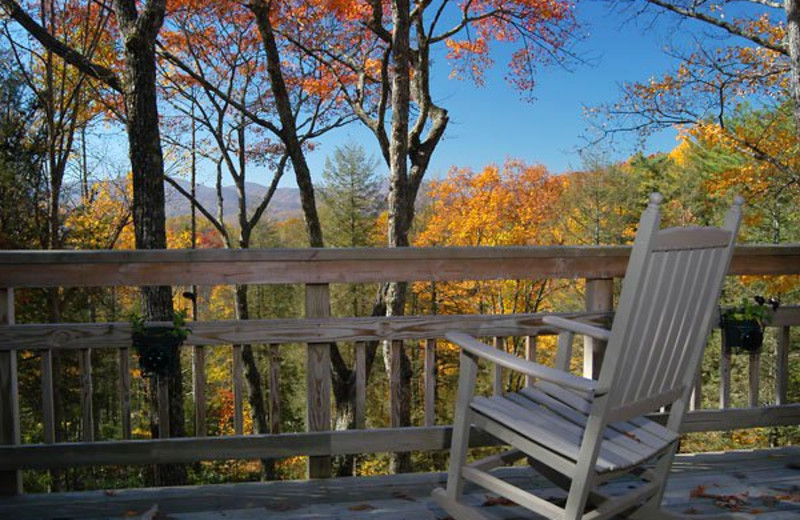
[423,339,436,427]
[232,345,244,435]
[748,352,760,408]
[193,345,206,437]
[41,349,55,443]
[0,288,22,495]
[79,348,94,441]
[305,283,331,479]
[584,278,613,379]
[776,326,790,405]
[268,344,281,434]
[720,344,731,409]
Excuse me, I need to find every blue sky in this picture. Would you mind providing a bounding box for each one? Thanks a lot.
[301,1,687,184]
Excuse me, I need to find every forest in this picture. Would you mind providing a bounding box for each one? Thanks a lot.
[0,0,798,494]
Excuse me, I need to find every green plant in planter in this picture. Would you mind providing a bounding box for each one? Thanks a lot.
[720,296,775,353]
[130,310,190,378]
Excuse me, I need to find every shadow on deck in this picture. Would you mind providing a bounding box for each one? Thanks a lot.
[2,447,799,519]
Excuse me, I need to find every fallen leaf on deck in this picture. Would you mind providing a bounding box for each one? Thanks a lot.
[391,491,416,501]
[265,502,301,512]
[689,486,751,511]
[482,496,516,507]
[689,485,707,498]
[759,495,779,507]
[349,503,377,511]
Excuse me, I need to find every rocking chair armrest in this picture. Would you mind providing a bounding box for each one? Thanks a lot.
[445,332,604,395]
[542,316,612,341]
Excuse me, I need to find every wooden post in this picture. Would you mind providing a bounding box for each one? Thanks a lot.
[423,338,436,427]
[193,345,206,437]
[776,326,790,405]
[305,284,331,479]
[79,348,94,441]
[157,376,170,438]
[355,341,366,430]
[720,346,731,409]
[492,337,503,396]
[41,350,55,444]
[232,345,244,435]
[584,279,613,379]
[748,352,760,408]
[525,336,537,388]
[120,348,132,440]
[268,344,281,434]
[0,288,21,495]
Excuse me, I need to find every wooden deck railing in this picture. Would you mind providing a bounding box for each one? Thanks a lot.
[0,245,798,495]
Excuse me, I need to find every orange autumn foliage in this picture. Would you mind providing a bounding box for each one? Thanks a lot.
[413,160,564,317]
[416,160,564,248]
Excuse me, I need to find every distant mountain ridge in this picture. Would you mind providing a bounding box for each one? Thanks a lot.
[165,180,302,221]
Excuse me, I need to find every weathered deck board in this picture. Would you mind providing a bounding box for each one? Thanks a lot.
[0,447,798,519]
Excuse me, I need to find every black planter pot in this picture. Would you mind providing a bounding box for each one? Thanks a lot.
[721,318,764,354]
[132,327,183,378]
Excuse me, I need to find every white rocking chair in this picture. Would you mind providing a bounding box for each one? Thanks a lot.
[433,194,745,520]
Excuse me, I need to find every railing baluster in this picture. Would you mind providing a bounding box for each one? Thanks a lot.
[584,278,613,379]
[525,336,537,387]
[0,287,21,495]
[749,352,760,408]
[355,341,366,430]
[232,345,244,435]
[79,348,94,442]
[268,344,281,434]
[193,345,206,437]
[493,337,503,396]
[41,349,55,443]
[776,326,790,405]
[119,347,131,440]
[424,338,436,427]
[720,344,731,409]
[157,376,170,438]
[305,283,331,479]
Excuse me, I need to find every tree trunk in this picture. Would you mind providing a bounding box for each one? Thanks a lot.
[382,0,413,474]
[116,0,186,485]
[250,0,323,248]
[234,284,274,479]
[786,0,800,134]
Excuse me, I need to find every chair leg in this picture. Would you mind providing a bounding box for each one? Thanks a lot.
[431,488,490,520]
[431,350,480,519]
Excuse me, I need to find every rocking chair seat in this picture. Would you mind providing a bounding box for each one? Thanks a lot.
[471,383,679,475]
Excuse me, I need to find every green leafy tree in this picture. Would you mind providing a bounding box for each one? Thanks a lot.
[320,142,382,249]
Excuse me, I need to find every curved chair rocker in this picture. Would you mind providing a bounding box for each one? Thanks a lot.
[432,194,745,520]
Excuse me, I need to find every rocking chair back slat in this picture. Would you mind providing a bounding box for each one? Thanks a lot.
[601,203,740,422]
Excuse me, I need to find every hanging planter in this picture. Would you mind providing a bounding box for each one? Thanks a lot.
[720,296,777,354]
[131,312,190,378]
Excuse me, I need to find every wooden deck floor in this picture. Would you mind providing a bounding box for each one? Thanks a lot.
[2,447,799,519]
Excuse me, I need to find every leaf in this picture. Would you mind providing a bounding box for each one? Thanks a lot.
[482,496,516,507]
[348,503,377,511]
[391,490,416,502]
[265,502,301,511]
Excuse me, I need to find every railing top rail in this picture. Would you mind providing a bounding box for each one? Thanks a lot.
[0,245,797,288]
